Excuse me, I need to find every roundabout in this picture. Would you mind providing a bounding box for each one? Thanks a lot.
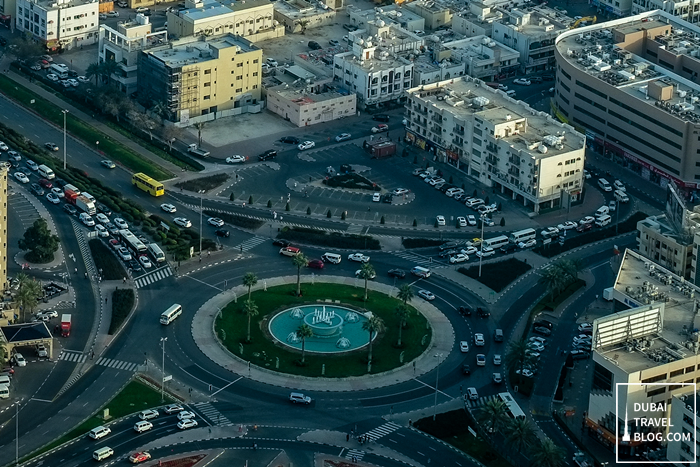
[192,275,455,390]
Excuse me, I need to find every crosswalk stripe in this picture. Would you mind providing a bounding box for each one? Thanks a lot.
[345,449,365,461]
[134,265,173,289]
[362,421,401,441]
[192,402,234,426]
[346,224,363,234]
[234,236,266,253]
[58,351,86,363]
[391,251,435,266]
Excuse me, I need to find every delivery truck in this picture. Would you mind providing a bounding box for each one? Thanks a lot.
[64,189,96,215]
[61,314,71,337]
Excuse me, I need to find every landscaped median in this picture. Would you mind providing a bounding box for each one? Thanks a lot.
[0,74,171,180]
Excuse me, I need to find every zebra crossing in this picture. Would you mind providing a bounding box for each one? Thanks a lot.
[58,350,87,364]
[234,236,266,253]
[466,393,499,409]
[192,402,234,426]
[362,421,401,441]
[345,449,365,461]
[346,224,364,234]
[95,357,139,372]
[391,250,436,267]
[72,221,97,278]
[134,266,173,289]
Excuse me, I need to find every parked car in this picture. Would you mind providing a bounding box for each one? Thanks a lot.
[308,41,322,50]
[371,124,389,133]
[514,78,531,85]
[518,239,537,249]
[335,133,352,142]
[226,155,246,164]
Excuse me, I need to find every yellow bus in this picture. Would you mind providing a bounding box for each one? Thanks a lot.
[132,173,165,197]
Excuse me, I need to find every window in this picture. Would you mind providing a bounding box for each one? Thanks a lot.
[561,69,571,80]
[204,82,210,87]
[473,137,482,146]
[670,369,685,377]
[648,387,666,397]
[235,88,242,92]
[204,95,210,100]
[576,80,607,99]
[642,373,668,384]
[592,363,613,391]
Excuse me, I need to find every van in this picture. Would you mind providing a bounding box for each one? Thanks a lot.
[38,165,55,180]
[595,214,611,227]
[598,178,612,192]
[49,64,68,79]
[614,189,629,203]
[321,253,341,264]
[81,191,96,203]
[506,90,517,98]
[148,243,166,263]
[0,375,11,387]
[494,329,504,342]
[411,266,431,278]
[64,184,80,195]
[467,387,479,400]
[594,205,609,218]
[93,447,114,461]
[88,426,111,440]
[0,384,8,399]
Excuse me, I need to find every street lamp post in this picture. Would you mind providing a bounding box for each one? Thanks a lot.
[478,214,486,278]
[199,193,203,258]
[433,353,443,421]
[160,337,167,402]
[62,110,68,170]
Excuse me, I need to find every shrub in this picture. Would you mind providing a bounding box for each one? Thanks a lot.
[327,210,332,218]
[402,238,443,249]
[323,173,379,191]
[277,227,380,250]
[89,239,126,280]
[286,202,290,211]
[380,215,385,224]
[230,192,235,201]
[268,200,272,208]
[248,195,253,205]
[413,219,417,227]
[458,258,532,292]
[108,288,135,335]
[306,206,311,215]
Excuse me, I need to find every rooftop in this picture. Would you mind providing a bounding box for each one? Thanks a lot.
[408,78,585,156]
[678,391,700,417]
[268,80,352,104]
[148,34,257,66]
[176,0,270,20]
[598,249,700,373]
[556,10,700,126]
[350,4,425,25]
[33,0,97,10]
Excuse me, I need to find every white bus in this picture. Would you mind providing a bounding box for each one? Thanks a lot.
[498,392,526,420]
[148,243,166,263]
[509,228,536,244]
[160,304,182,325]
[120,229,148,255]
[483,235,509,250]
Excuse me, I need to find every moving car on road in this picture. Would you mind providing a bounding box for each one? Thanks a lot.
[348,253,370,263]
[226,155,246,164]
[418,289,435,301]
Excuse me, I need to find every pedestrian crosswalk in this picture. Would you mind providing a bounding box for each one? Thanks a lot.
[234,236,266,253]
[58,350,87,364]
[95,357,139,372]
[346,224,364,234]
[362,421,401,441]
[72,221,97,278]
[345,449,365,462]
[391,250,436,267]
[193,402,234,426]
[134,266,173,289]
[466,393,498,409]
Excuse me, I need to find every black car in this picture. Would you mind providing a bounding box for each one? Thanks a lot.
[259,149,277,161]
[30,183,44,196]
[531,76,543,84]
[387,269,406,279]
[533,326,552,336]
[53,178,67,188]
[439,249,457,258]
[439,184,454,193]
[68,70,78,78]
[372,114,390,122]
[500,243,518,254]
[382,194,393,204]
[273,239,291,247]
[215,229,230,238]
[439,241,459,251]
[542,74,555,81]
[308,41,322,50]
[63,204,77,215]
[534,319,554,329]
[95,202,112,216]
[477,307,490,318]
[459,306,471,316]
[279,136,300,144]
[128,260,143,273]
[462,364,471,375]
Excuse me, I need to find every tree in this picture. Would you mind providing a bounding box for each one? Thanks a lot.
[362,315,385,367]
[100,59,119,86]
[505,339,537,385]
[394,304,411,347]
[243,299,258,342]
[358,262,375,301]
[297,19,310,34]
[194,122,205,146]
[18,219,59,263]
[8,35,43,62]
[503,417,537,453]
[529,438,566,467]
[539,266,563,301]
[15,274,41,322]
[86,62,102,86]
[397,284,414,306]
[476,398,509,434]
[150,101,171,122]
[297,324,313,364]
[161,125,182,151]
[291,253,308,296]
[242,272,257,301]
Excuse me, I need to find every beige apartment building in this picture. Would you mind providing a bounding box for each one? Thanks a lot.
[137,33,262,125]
[266,79,356,127]
[554,11,700,196]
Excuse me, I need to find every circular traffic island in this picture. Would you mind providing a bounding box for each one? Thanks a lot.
[214,283,432,378]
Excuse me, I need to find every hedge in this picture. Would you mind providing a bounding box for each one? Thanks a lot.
[402,238,445,249]
[88,239,126,281]
[109,288,135,335]
[277,226,380,250]
[458,258,532,293]
[323,173,379,191]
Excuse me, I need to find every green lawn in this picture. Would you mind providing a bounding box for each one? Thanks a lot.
[215,283,431,377]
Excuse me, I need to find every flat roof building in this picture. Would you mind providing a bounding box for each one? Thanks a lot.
[16,0,99,50]
[266,79,356,127]
[405,78,585,213]
[137,33,262,125]
[554,11,700,195]
[273,0,335,34]
[348,4,425,33]
[666,392,699,464]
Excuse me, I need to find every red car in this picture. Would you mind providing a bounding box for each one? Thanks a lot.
[109,239,121,250]
[38,178,53,189]
[129,452,151,464]
[576,223,593,233]
[308,259,324,269]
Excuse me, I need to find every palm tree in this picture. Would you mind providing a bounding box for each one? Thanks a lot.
[242,272,257,301]
[86,62,101,86]
[397,284,414,306]
[394,304,411,347]
[539,266,563,301]
[362,315,385,368]
[558,258,583,286]
[291,253,308,296]
[358,262,375,301]
[297,324,313,364]
[476,398,509,433]
[194,122,205,146]
[505,339,536,385]
[243,299,258,342]
[504,417,537,453]
[100,59,119,86]
[529,438,566,467]
[16,275,41,322]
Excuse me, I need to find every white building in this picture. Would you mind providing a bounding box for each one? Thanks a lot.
[347,4,425,32]
[631,0,700,23]
[667,392,699,464]
[405,78,585,213]
[16,0,99,50]
[452,1,505,38]
[266,78,356,127]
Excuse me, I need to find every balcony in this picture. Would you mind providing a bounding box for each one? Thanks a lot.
[485,156,499,165]
[430,126,442,134]
[508,167,520,177]
[485,143,498,153]
[508,157,520,166]
[431,114,442,123]
[453,127,464,135]
[452,137,463,145]
[414,106,427,115]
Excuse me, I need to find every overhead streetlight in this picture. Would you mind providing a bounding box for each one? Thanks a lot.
[62,110,68,170]
[433,353,443,421]
[478,213,486,278]
[160,337,167,402]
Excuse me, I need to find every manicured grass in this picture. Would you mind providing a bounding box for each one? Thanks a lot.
[458,258,532,292]
[175,173,230,192]
[109,289,135,335]
[215,284,431,377]
[88,239,126,280]
[0,74,171,180]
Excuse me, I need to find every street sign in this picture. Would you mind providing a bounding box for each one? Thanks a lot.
[163,375,172,382]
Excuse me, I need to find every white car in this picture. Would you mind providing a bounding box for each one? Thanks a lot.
[95,213,110,224]
[177,419,198,430]
[578,323,593,333]
[449,253,468,264]
[177,411,196,421]
[518,239,537,249]
[541,227,560,237]
[47,73,59,82]
[474,333,485,346]
[557,221,578,231]
[467,215,477,226]
[428,178,445,186]
[114,218,128,229]
[335,133,352,142]
[134,421,153,433]
[529,336,547,346]
[117,247,132,261]
[460,341,469,353]
[579,216,595,225]
[80,213,95,226]
[139,409,159,420]
[348,253,370,263]
[514,78,531,85]
[493,354,502,365]
[461,246,477,255]
[67,79,79,87]
[392,188,409,196]
[139,255,153,269]
[208,217,224,227]
[516,368,535,378]
[77,76,90,83]
[0,141,8,151]
[266,58,279,67]
[457,216,467,227]
[51,187,64,198]
[476,354,486,366]
[164,404,184,414]
[14,172,29,183]
[46,192,60,204]
[226,155,246,164]
[161,203,176,213]
[101,160,116,169]
[13,353,26,367]
[354,269,376,279]
[614,180,626,191]
[372,193,381,202]
[436,215,446,226]
[95,224,109,237]
[174,217,192,228]
[528,342,545,352]
[26,160,38,171]
[417,289,435,301]
[476,247,495,258]
[298,141,315,151]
